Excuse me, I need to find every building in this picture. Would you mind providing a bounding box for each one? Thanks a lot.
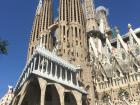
[9,0,140,105]
[0,86,14,105]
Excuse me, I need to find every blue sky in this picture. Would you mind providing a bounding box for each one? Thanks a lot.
[0,0,140,98]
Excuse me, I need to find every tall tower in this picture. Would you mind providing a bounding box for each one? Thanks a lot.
[27,0,42,60]
[58,1,95,105]
[58,0,88,66]
[27,0,53,60]
[39,0,53,51]
[96,6,110,33]
[57,0,70,60]
[83,0,98,32]
[68,0,89,67]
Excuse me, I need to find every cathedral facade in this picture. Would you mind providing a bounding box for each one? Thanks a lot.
[9,0,140,105]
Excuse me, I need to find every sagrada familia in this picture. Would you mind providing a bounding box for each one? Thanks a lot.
[1,0,140,105]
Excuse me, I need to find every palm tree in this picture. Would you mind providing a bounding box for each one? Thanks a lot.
[0,39,8,55]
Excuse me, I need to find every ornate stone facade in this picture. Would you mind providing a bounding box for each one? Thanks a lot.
[91,25,140,105]
[9,0,140,105]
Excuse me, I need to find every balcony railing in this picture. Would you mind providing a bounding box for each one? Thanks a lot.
[15,46,86,94]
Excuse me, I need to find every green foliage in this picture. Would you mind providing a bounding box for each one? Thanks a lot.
[0,39,8,55]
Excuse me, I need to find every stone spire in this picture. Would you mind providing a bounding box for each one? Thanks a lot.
[40,0,53,31]
[27,0,43,60]
[96,6,110,33]
[68,0,88,65]
[39,0,53,50]
[57,0,70,59]
[27,0,53,61]
[36,0,42,15]
[58,0,88,66]
[83,0,98,31]
[58,1,95,105]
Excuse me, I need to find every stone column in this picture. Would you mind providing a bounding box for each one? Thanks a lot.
[50,62,53,76]
[37,55,41,70]
[60,67,63,80]
[38,77,47,105]
[45,59,48,74]
[76,73,79,87]
[65,70,68,82]
[17,80,31,105]
[11,96,18,105]
[72,91,82,105]
[55,64,58,78]
[70,72,73,84]
[17,94,25,105]
[30,62,33,72]
[24,73,27,81]
[59,92,64,105]
[137,73,140,82]
[55,84,65,105]
[33,57,37,70]
[28,67,31,77]
[41,58,45,73]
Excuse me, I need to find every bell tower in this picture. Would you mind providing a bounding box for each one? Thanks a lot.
[39,0,53,51]
[27,0,42,60]
[83,0,98,32]
[96,6,110,33]
[27,0,53,61]
[58,0,88,66]
[58,1,95,105]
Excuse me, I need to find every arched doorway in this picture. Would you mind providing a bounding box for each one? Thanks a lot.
[45,85,60,105]
[21,78,41,105]
[64,92,77,105]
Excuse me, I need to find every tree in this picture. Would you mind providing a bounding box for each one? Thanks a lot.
[0,39,8,55]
